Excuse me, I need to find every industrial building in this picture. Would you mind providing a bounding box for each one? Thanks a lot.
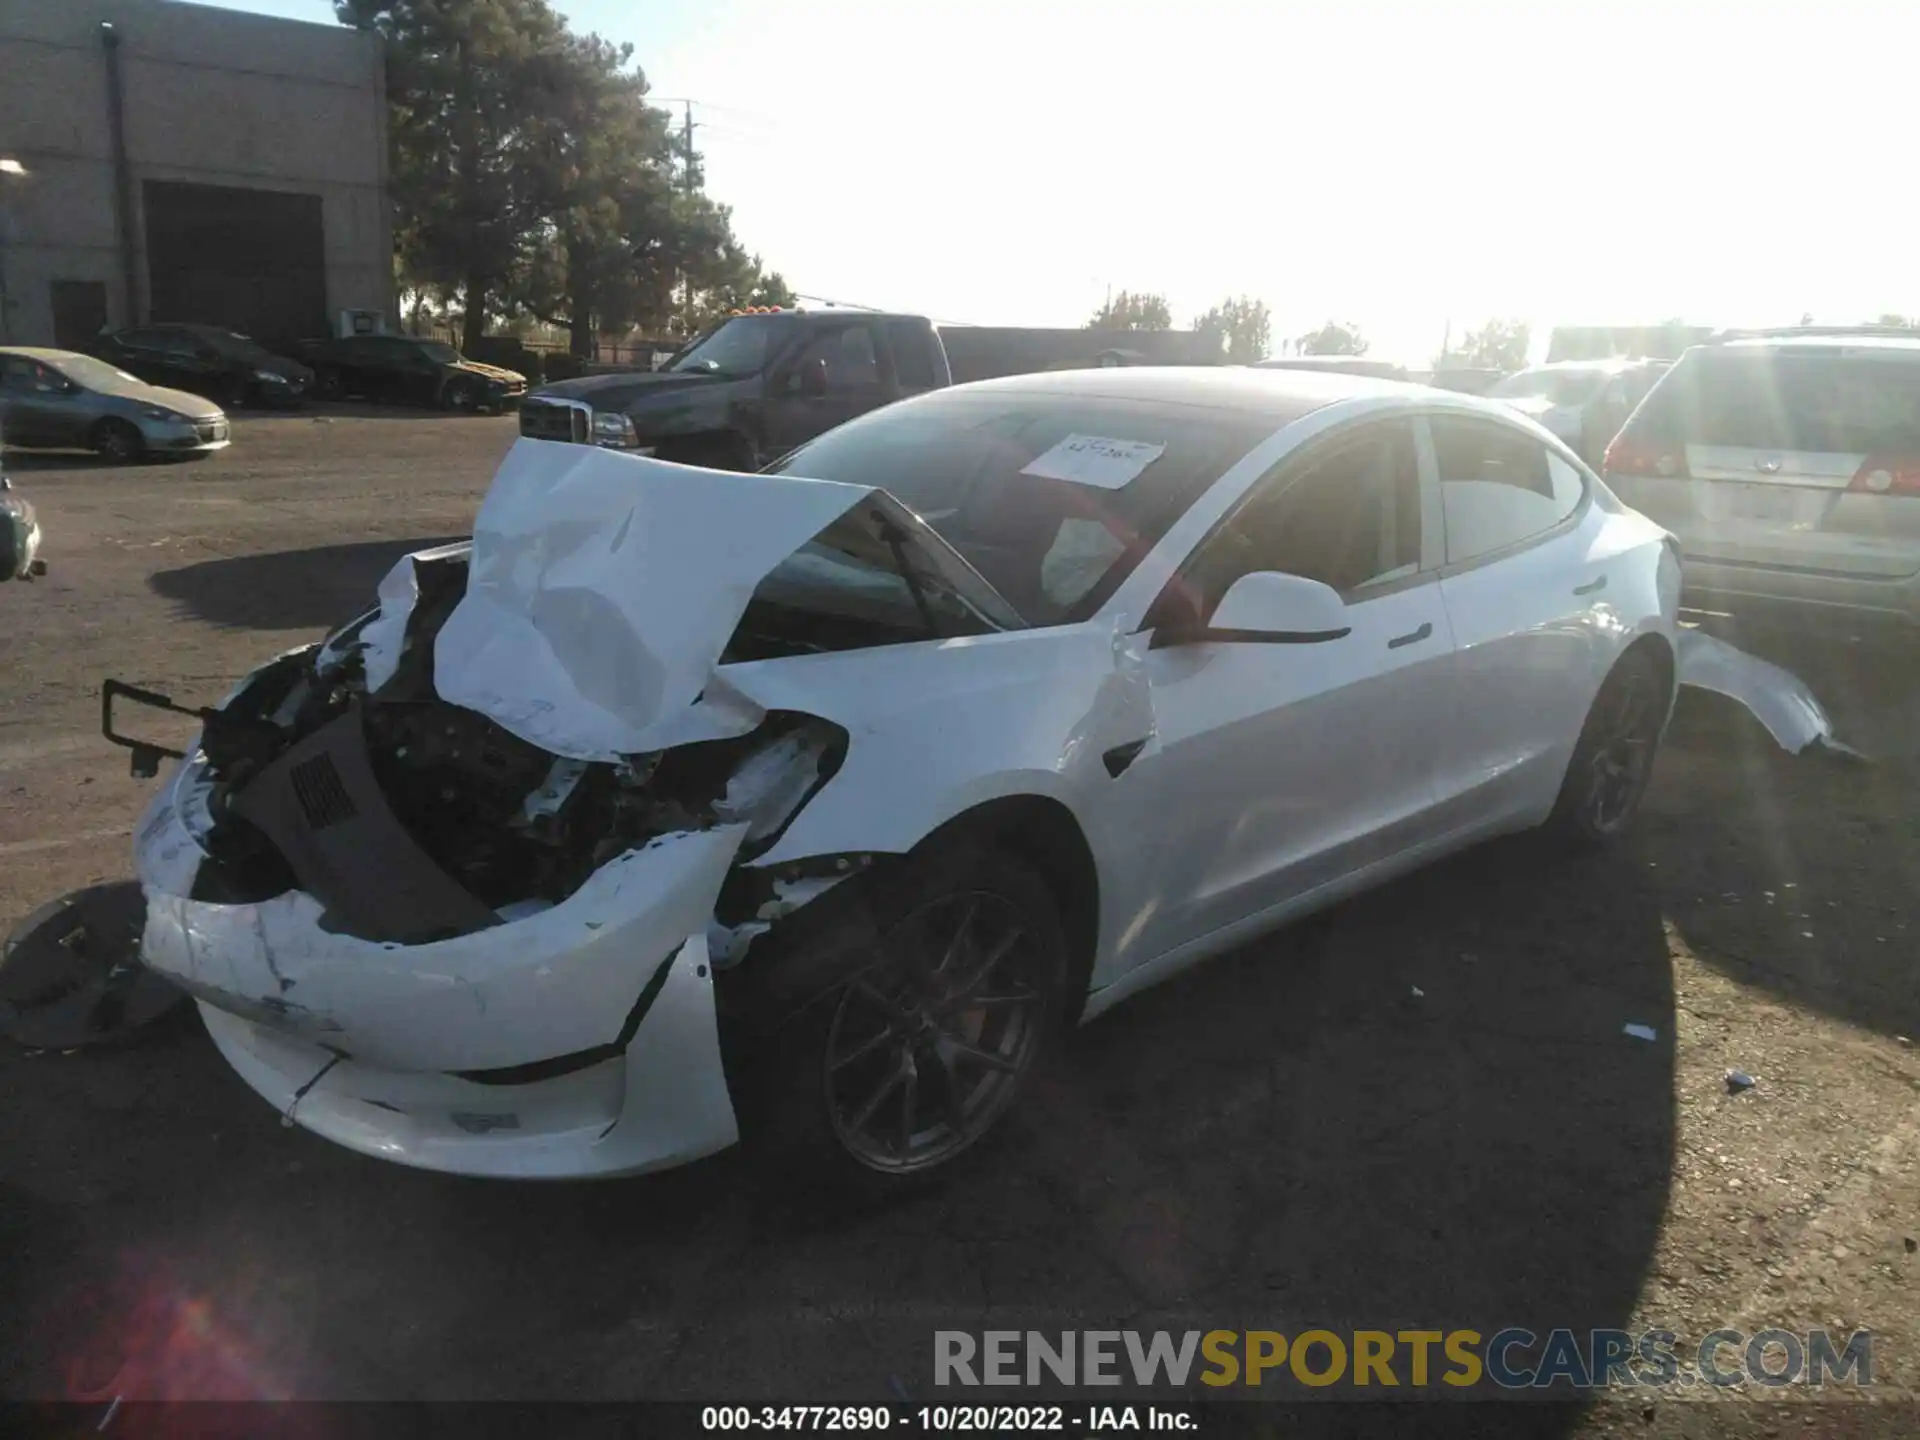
[0,0,393,350]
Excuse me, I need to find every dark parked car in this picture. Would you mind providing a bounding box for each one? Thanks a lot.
[303,335,527,413]
[91,324,312,408]
[0,348,228,463]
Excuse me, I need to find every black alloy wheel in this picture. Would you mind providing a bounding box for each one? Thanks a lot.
[1550,647,1667,844]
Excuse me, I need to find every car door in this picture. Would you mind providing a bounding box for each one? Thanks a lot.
[763,321,890,454]
[1099,417,1458,971]
[2,358,93,447]
[157,330,225,401]
[0,355,49,445]
[336,337,385,399]
[1422,411,1605,830]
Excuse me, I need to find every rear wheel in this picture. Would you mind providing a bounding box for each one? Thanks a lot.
[739,846,1069,1196]
[91,418,144,465]
[1546,646,1668,846]
[316,367,343,400]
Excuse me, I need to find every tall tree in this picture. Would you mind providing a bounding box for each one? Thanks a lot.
[1297,320,1368,356]
[1088,291,1172,330]
[340,0,790,353]
[1192,297,1272,362]
[339,0,579,350]
[1445,318,1530,372]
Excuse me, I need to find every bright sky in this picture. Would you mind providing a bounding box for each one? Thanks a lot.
[202,0,1917,365]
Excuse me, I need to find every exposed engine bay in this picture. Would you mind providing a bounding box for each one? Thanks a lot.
[122,547,848,948]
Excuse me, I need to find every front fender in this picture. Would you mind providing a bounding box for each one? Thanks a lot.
[720,621,1153,873]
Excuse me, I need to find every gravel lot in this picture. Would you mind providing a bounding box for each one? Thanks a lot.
[1,412,1914,1433]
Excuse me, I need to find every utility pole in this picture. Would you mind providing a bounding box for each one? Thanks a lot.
[680,101,697,332]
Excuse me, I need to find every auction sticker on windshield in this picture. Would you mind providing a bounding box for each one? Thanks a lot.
[1020,434,1167,488]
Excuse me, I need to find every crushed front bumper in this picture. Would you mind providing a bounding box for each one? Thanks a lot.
[134,769,744,1179]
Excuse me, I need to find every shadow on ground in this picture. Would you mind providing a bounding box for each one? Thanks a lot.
[0,834,1675,1426]
[149,538,464,631]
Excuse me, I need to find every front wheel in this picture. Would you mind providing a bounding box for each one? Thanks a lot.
[443,379,476,412]
[739,846,1069,1195]
[91,418,144,465]
[1546,646,1669,846]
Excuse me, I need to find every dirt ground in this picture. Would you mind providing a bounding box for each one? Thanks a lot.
[1,412,1915,1434]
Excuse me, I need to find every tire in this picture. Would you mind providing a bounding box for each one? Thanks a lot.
[316,368,343,400]
[91,418,144,465]
[443,379,476,413]
[735,844,1070,1198]
[1545,646,1669,847]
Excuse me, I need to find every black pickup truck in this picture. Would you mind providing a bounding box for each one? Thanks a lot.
[517,310,1213,468]
[518,310,951,470]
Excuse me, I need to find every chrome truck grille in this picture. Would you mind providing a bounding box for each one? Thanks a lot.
[518,398,590,443]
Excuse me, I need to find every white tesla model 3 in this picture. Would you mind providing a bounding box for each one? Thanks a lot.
[120,367,1683,1186]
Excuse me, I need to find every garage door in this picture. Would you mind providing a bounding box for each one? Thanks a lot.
[143,181,327,348]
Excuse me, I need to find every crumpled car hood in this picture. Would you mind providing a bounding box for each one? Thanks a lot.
[415,439,1017,762]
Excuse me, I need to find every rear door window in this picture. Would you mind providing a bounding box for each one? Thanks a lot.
[1634,352,1920,454]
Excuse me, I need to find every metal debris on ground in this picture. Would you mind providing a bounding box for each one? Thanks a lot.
[1674,627,1864,759]
[0,882,184,1049]
[1725,1069,1756,1093]
[1623,1023,1658,1042]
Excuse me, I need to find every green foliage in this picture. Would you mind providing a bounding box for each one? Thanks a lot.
[1439,318,1530,372]
[336,0,789,353]
[1192,297,1271,362]
[1088,291,1173,331]
[1297,320,1368,356]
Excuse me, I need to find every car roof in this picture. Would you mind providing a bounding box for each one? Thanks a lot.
[0,347,88,363]
[1513,357,1646,374]
[1711,334,1920,357]
[950,363,1425,422]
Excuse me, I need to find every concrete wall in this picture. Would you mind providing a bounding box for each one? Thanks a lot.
[0,0,392,345]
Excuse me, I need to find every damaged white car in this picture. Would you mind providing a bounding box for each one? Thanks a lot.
[111,369,1688,1184]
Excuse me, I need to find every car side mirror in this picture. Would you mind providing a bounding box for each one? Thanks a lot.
[797,357,829,396]
[1157,571,1351,646]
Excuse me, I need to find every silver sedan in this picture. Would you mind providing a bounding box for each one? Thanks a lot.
[0,347,229,462]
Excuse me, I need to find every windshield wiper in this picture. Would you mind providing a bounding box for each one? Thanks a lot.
[871,510,942,639]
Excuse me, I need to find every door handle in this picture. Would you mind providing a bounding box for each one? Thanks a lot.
[1573,575,1608,596]
[1387,621,1432,650]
